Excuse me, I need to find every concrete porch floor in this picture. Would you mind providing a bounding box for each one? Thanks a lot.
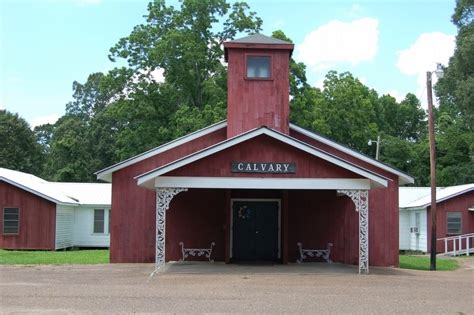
[160,261,399,275]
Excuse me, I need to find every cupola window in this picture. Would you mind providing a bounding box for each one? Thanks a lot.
[247,56,271,79]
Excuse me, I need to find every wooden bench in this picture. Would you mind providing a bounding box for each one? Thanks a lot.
[297,242,333,263]
[179,241,215,263]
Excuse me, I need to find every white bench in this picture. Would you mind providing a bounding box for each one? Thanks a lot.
[179,241,215,263]
[297,242,333,263]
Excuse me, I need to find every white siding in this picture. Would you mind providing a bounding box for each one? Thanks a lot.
[400,209,428,252]
[55,205,74,250]
[73,207,110,247]
[399,210,411,250]
[408,210,428,252]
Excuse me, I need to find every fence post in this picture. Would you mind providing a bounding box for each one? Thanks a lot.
[467,236,471,256]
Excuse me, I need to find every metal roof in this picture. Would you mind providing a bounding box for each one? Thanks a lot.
[45,182,111,205]
[0,167,110,206]
[227,33,292,45]
[399,184,474,209]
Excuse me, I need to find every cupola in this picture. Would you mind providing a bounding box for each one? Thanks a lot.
[224,34,294,138]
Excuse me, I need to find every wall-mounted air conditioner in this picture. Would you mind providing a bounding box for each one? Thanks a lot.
[410,227,420,234]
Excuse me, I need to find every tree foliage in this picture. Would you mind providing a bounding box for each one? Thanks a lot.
[437,0,474,127]
[4,0,471,188]
[433,0,474,185]
[0,110,44,174]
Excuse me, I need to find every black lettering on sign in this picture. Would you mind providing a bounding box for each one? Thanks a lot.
[231,162,296,174]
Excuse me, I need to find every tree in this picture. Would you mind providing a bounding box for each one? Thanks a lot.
[397,94,427,141]
[433,0,474,185]
[37,0,263,181]
[109,0,262,108]
[314,71,379,153]
[0,110,44,174]
[436,0,474,127]
[43,115,91,181]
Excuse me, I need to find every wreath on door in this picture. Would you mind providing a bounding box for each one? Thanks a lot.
[238,205,251,220]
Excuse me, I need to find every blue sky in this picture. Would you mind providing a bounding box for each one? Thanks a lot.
[0,0,457,128]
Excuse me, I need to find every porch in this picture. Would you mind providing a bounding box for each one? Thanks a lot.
[152,185,370,275]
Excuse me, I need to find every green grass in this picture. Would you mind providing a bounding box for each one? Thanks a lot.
[399,255,459,271]
[0,249,109,265]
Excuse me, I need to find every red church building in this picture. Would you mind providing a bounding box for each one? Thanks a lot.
[96,34,414,274]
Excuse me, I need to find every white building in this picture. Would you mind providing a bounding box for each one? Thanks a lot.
[399,184,474,253]
[0,168,111,250]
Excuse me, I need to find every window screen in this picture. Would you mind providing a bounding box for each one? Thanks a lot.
[94,209,105,234]
[3,208,19,234]
[447,212,462,235]
[247,56,271,79]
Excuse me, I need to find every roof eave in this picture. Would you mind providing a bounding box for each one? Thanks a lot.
[136,127,389,189]
[95,120,228,182]
[0,177,78,206]
[289,123,415,185]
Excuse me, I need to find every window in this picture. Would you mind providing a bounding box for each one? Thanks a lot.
[447,212,462,235]
[93,209,105,234]
[247,56,271,79]
[3,208,19,234]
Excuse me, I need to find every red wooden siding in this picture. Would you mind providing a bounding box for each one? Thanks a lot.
[111,127,400,266]
[0,181,56,250]
[110,128,227,263]
[226,48,291,138]
[427,191,474,253]
[167,189,226,261]
[168,135,362,179]
[287,190,357,264]
[166,188,373,266]
[290,129,400,267]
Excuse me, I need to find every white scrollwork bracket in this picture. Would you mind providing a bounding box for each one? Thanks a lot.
[151,187,188,277]
[338,189,369,274]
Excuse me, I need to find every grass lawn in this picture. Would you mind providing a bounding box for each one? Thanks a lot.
[0,249,109,265]
[399,255,459,271]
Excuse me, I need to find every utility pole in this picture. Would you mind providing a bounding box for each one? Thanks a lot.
[427,71,437,271]
[375,135,381,161]
[368,135,382,160]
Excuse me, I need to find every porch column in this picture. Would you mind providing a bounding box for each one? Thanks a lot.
[154,188,188,274]
[337,189,369,274]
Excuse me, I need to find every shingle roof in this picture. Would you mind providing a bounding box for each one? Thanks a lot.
[227,33,292,45]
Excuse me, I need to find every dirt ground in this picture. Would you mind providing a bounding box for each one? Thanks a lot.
[0,259,473,314]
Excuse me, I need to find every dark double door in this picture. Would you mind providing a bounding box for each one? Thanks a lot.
[232,200,279,262]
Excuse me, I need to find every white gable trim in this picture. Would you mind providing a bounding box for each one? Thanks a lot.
[95,121,227,182]
[148,176,371,190]
[136,127,389,189]
[0,177,78,206]
[290,123,414,185]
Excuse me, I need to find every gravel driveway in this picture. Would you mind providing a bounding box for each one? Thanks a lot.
[1,260,473,314]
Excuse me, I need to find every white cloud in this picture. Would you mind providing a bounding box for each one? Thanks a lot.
[0,102,4,110]
[296,18,379,70]
[385,90,405,102]
[396,32,455,107]
[30,113,60,129]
